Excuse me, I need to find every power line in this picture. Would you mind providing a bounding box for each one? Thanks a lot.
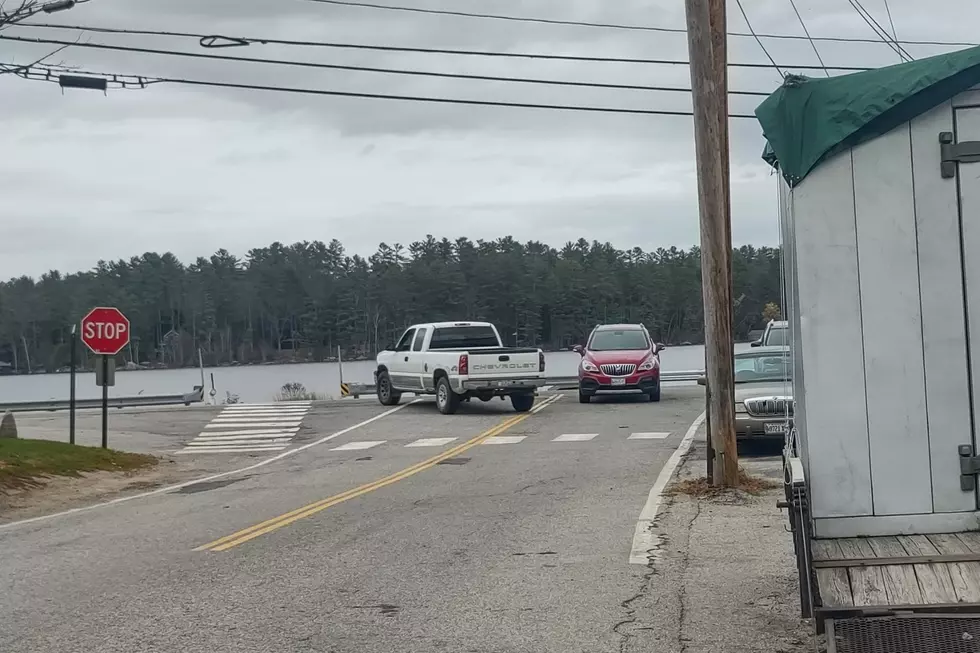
[847,0,913,61]
[20,18,976,50]
[787,0,829,77]
[3,62,762,119]
[0,33,771,97]
[734,0,784,78]
[304,0,974,48]
[882,0,900,45]
[0,32,872,72]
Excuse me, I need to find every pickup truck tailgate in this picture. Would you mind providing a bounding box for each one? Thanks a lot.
[466,348,542,379]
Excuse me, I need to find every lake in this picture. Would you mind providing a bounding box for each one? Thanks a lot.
[0,343,752,404]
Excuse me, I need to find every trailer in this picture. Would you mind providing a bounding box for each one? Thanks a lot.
[759,45,980,651]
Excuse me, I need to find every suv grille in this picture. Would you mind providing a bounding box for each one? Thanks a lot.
[744,397,793,416]
[600,363,636,376]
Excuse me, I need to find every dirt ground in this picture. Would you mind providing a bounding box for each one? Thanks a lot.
[0,456,218,523]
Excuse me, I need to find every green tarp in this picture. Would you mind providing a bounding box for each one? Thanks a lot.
[756,46,980,187]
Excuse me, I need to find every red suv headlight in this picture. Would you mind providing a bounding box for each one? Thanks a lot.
[581,359,600,373]
[638,355,658,371]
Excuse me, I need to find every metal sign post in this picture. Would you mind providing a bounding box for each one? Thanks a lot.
[69,323,77,445]
[81,307,129,450]
[101,355,109,448]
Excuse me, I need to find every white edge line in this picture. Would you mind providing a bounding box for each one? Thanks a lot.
[628,410,706,566]
[0,399,422,531]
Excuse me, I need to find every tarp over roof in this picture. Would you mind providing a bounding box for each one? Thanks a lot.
[756,46,980,187]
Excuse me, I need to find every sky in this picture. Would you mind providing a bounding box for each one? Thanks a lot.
[0,0,972,278]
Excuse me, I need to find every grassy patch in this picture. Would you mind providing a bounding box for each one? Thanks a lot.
[0,439,158,491]
[668,468,780,499]
[274,382,323,402]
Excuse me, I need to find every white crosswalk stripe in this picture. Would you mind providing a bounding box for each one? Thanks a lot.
[481,436,527,445]
[332,441,386,451]
[553,433,598,442]
[628,432,672,440]
[405,437,458,448]
[177,403,311,454]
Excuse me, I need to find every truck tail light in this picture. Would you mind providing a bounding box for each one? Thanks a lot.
[539,351,545,372]
[458,353,469,375]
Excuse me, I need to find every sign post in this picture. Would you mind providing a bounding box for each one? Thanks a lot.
[69,323,77,445]
[80,307,130,449]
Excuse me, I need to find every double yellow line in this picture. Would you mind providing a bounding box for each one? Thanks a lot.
[195,393,562,552]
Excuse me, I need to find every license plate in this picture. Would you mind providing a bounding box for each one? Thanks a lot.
[764,422,786,435]
[611,378,626,386]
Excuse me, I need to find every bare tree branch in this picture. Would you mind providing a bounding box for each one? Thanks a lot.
[0,1,80,78]
[0,0,37,29]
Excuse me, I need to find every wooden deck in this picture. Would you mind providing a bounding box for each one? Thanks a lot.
[812,533,980,610]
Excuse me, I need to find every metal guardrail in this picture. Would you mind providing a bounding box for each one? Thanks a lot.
[0,385,206,413]
[344,370,704,398]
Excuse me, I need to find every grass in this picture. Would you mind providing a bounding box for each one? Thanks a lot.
[668,467,780,499]
[273,382,324,402]
[0,439,158,491]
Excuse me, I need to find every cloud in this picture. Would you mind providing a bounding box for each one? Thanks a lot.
[0,0,974,278]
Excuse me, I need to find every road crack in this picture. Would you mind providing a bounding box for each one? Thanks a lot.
[612,528,662,653]
[676,499,703,653]
[613,492,704,653]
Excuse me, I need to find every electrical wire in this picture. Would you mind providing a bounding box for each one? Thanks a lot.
[302,0,974,48]
[855,0,913,60]
[19,18,977,50]
[0,32,770,96]
[734,0,784,78]
[786,0,829,77]
[2,61,762,119]
[882,0,900,46]
[0,33,872,73]
[847,0,913,61]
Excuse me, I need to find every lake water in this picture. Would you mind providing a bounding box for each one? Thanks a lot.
[0,343,752,404]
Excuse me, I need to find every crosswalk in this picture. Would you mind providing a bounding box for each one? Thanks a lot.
[328,431,673,452]
[176,402,311,454]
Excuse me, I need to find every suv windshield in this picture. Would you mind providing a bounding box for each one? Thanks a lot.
[428,326,500,350]
[589,329,649,351]
[734,352,791,383]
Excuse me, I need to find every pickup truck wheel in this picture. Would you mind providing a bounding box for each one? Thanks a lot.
[436,376,460,415]
[510,393,535,413]
[377,371,401,406]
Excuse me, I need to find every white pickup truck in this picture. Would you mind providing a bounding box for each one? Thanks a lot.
[374,321,547,415]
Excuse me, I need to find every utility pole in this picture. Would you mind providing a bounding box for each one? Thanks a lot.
[684,0,739,486]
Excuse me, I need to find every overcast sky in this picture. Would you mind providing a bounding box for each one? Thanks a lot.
[0,0,971,278]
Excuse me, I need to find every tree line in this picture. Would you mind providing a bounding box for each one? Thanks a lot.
[0,236,782,372]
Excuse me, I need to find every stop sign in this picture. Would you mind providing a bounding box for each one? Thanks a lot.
[80,307,131,355]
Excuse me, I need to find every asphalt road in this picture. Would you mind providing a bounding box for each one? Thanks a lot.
[1,387,707,653]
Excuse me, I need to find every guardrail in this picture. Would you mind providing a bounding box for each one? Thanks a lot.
[0,385,206,413]
[344,370,704,398]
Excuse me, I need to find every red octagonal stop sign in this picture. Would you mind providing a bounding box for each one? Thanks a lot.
[81,306,131,355]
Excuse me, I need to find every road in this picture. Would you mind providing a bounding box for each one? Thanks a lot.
[1,387,707,652]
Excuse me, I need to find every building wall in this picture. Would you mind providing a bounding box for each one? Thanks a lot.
[785,99,979,537]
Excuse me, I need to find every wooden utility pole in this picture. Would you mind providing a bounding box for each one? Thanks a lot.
[684,0,738,486]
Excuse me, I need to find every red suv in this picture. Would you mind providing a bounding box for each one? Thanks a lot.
[574,323,665,403]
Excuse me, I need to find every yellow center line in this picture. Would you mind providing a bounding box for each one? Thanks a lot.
[195,393,562,552]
